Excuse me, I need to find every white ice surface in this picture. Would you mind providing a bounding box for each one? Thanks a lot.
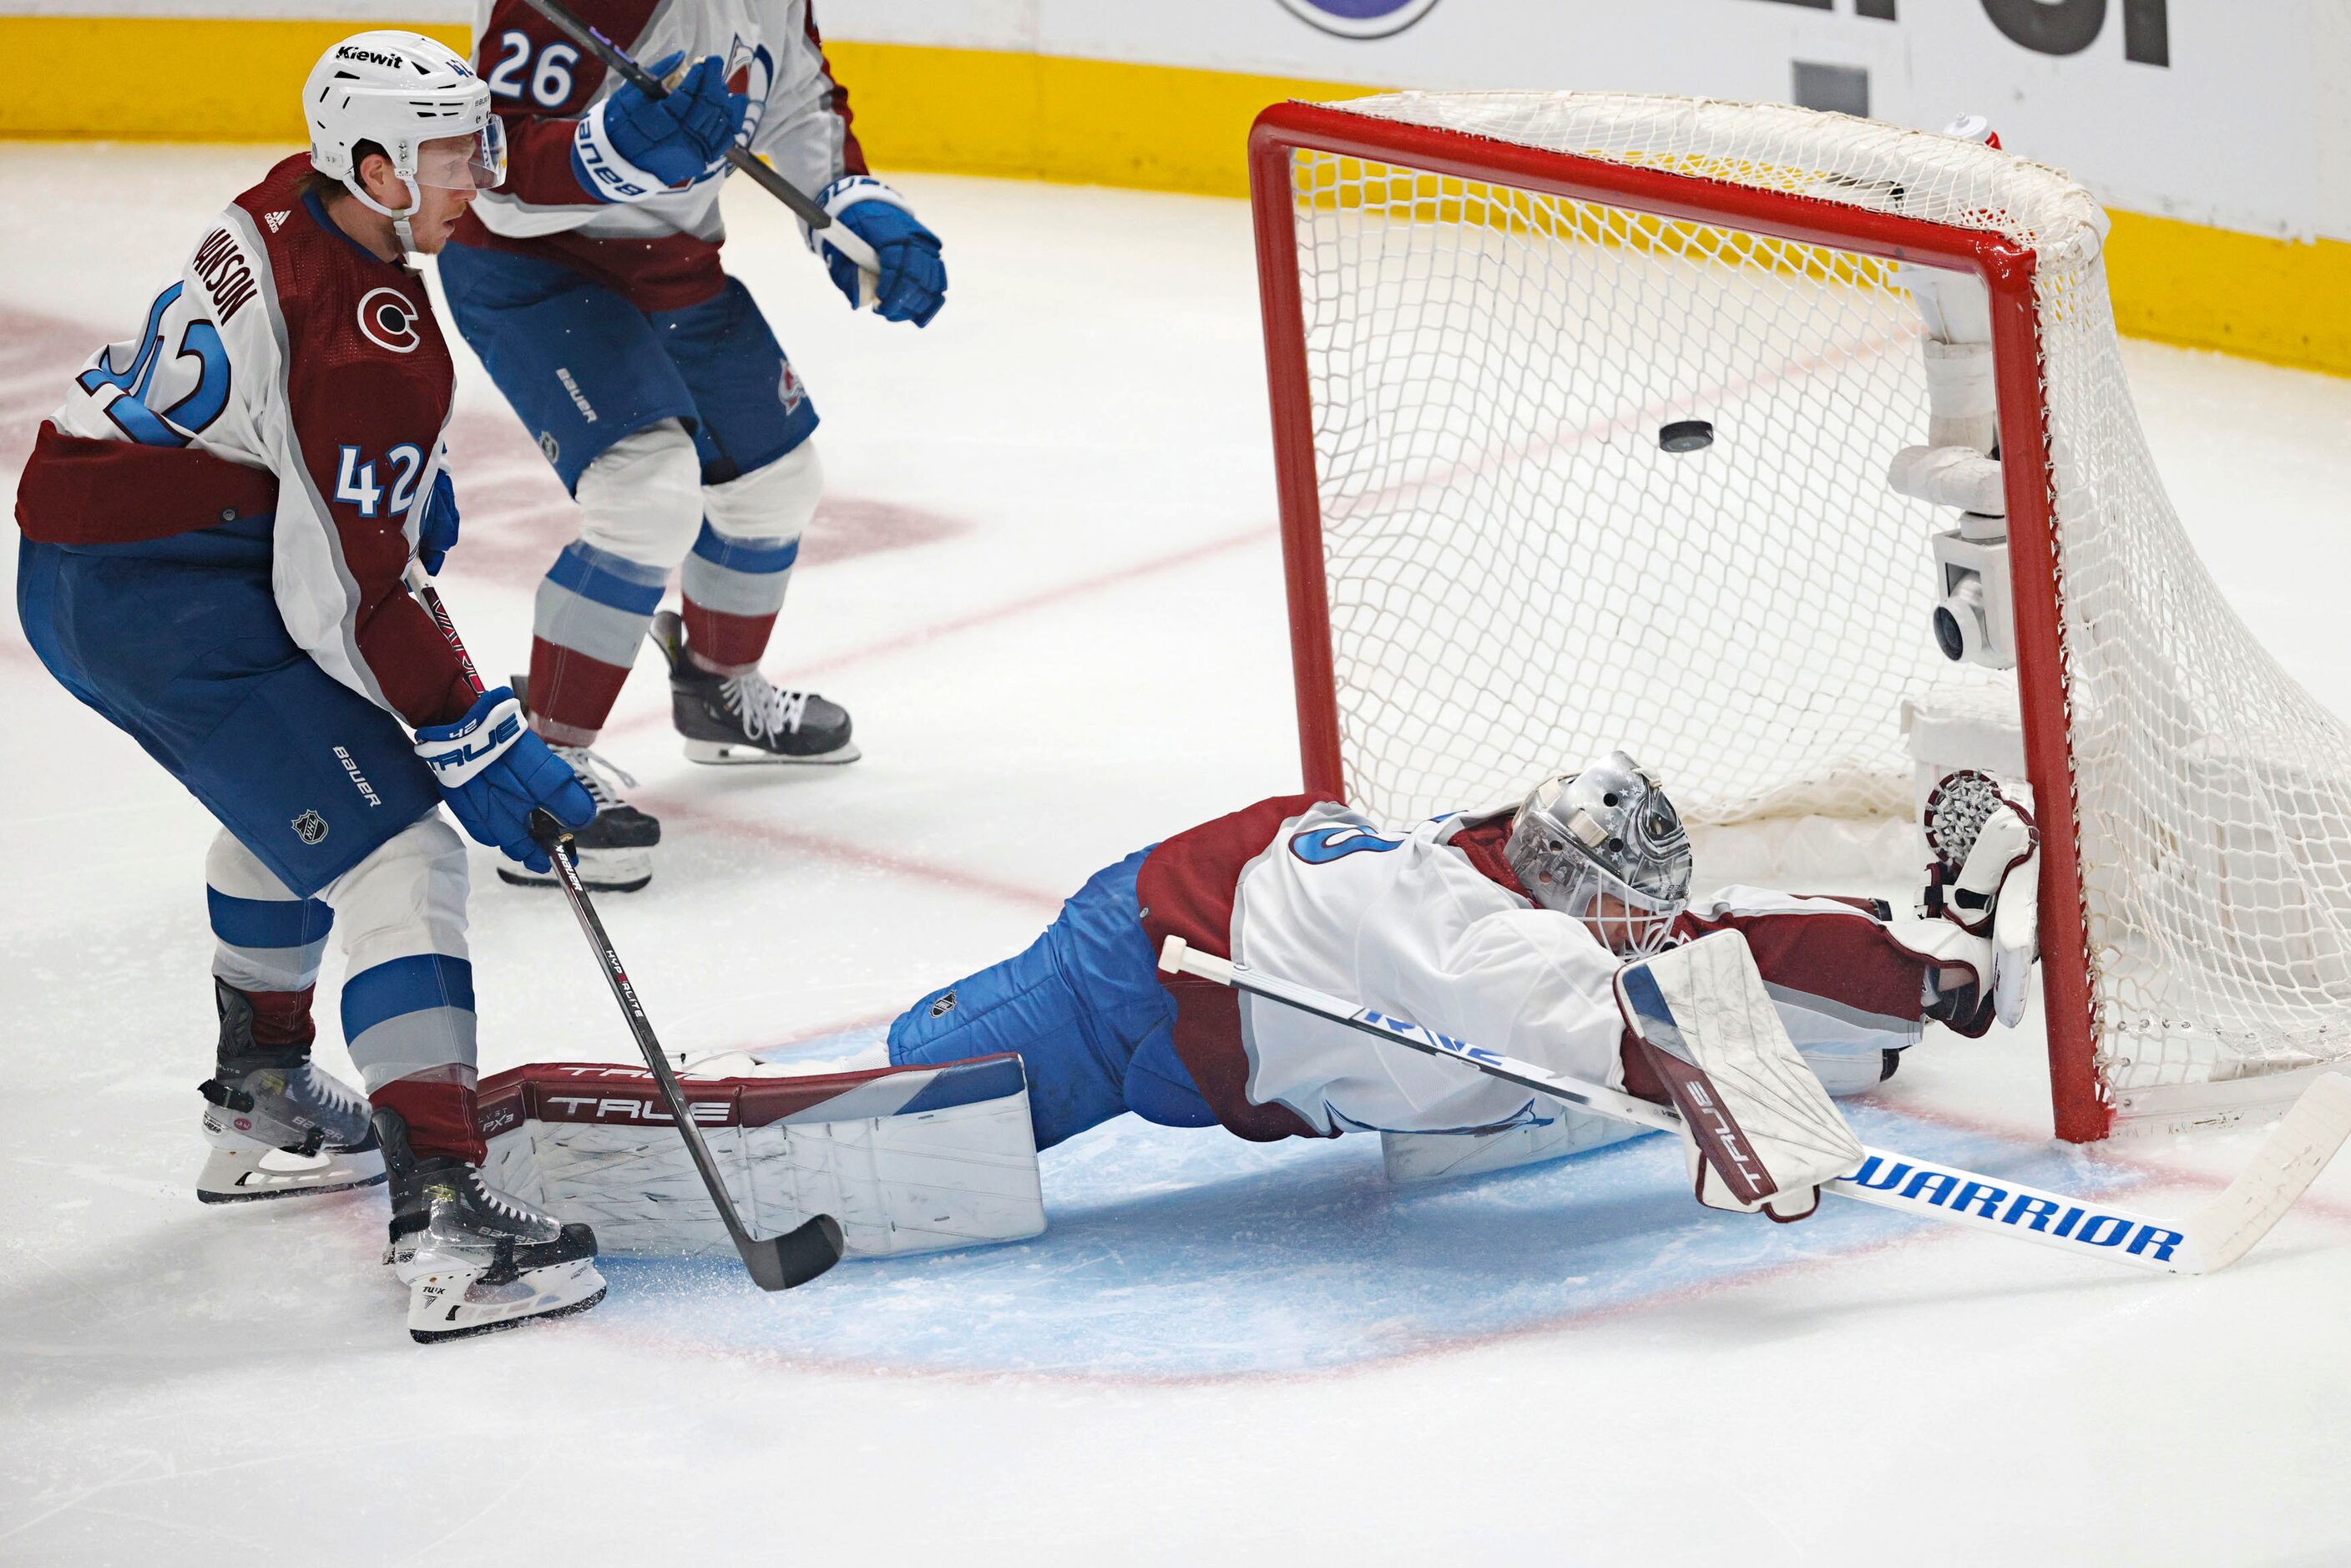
[5,145,2351,1565]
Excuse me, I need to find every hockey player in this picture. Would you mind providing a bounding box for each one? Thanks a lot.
[14,31,604,1342]
[885,754,2040,1217]
[437,0,948,892]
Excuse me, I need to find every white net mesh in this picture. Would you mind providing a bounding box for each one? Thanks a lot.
[1278,91,2351,1102]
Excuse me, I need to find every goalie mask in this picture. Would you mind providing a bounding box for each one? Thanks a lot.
[1506,751,1693,957]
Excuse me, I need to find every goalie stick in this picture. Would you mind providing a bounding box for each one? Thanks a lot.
[1155,936,2351,1277]
[513,0,883,296]
[407,566,846,1292]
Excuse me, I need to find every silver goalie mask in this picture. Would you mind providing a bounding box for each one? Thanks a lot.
[1504,751,1694,957]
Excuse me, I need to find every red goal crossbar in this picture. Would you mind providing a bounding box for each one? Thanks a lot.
[1246,99,2109,1141]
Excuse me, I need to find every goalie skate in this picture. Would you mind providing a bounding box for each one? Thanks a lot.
[377,1110,604,1345]
[196,982,384,1204]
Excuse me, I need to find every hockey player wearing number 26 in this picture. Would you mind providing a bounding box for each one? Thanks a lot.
[438,0,948,893]
[13,33,610,1343]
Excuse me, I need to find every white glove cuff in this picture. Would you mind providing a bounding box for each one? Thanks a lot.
[574,99,670,204]
[804,174,913,250]
[414,695,524,789]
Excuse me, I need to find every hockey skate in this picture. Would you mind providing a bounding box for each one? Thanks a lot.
[197,981,385,1204]
[377,1109,605,1344]
[651,609,858,766]
[497,675,660,893]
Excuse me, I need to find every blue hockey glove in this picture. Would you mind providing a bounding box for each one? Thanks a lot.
[813,176,946,326]
[417,469,458,576]
[413,687,595,874]
[573,52,746,202]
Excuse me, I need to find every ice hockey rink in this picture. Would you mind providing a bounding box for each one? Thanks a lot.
[7,142,2351,1565]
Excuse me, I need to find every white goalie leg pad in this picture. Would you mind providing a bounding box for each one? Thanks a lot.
[1382,1105,1646,1186]
[478,1055,1046,1259]
[1616,932,1865,1221]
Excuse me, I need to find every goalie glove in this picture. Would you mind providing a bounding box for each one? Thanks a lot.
[1922,770,2041,1028]
[1615,932,1865,1222]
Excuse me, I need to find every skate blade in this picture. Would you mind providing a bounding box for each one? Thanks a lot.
[498,846,652,893]
[682,738,862,766]
[197,1143,387,1204]
[407,1258,607,1344]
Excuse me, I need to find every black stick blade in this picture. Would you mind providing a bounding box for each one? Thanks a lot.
[741,1214,846,1292]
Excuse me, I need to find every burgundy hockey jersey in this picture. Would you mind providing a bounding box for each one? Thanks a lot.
[17,156,473,728]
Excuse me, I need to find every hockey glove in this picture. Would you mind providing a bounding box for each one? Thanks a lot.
[413,687,595,875]
[573,52,746,202]
[1922,771,2040,1028]
[416,469,458,577]
[813,176,946,326]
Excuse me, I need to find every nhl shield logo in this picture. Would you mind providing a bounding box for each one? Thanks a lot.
[929,989,957,1019]
[538,431,561,463]
[291,809,329,846]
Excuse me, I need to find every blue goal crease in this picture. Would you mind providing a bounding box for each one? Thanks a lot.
[591,1100,2147,1379]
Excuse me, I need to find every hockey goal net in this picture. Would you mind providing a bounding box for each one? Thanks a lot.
[1251,92,2351,1141]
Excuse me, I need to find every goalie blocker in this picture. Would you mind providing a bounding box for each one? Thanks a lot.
[477,1053,1046,1260]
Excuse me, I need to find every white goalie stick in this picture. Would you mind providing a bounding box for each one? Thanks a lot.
[1156,937,2351,1276]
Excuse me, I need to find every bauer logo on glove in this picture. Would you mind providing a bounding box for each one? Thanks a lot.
[415,695,524,787]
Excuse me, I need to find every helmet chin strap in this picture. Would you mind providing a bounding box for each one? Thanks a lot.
[342,169,423,255]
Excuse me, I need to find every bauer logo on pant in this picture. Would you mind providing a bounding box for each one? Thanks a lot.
[291,809,328,845]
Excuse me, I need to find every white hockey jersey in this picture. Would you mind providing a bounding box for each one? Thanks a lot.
[464,0,859,260]
[20,155,473,728]
[1227,802,1629,1136]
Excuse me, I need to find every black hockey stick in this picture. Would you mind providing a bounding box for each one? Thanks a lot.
[527,807,845,1291]
[513,0,881,276]
[406,565,843,1291]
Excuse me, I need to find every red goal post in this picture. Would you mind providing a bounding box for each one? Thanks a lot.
[1246,98,2111,1138]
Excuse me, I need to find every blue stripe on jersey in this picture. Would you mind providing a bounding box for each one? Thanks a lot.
[341,953,476,1040]
[689,522,800,576]
[206,886,334,949]
[544,540,670,615]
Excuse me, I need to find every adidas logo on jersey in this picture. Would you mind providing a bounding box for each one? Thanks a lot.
[265,210,290,233]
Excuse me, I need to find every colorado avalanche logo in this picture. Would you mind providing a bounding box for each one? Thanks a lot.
[725,36,775,148]
[356,287,421,354]
[291,809,329,846]
[777,357,806,414]
[1274,0,1441,38]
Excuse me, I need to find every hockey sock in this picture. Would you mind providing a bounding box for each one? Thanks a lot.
[372,1073,487,1166]
[528,541,670,745]
[680,519,797,676]
[241,984,320,1053]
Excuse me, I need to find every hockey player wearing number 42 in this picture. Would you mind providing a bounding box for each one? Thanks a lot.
[438,0,948,893]
[869,756,2043,1219]
[13,32,609,1343]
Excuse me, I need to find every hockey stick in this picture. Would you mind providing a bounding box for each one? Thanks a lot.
[513,0,883,290]
[1156,936,2351,1277]
[526,807,845,1290]
[405,565,845,1291]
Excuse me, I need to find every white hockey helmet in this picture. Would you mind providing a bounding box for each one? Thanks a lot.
[1505,751,1693,956]
[303,30,505,250]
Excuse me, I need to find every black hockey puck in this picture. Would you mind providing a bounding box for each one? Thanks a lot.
[1659,419,1714,453]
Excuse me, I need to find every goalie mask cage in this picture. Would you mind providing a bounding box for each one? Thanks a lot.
[1250,93,2351,1143]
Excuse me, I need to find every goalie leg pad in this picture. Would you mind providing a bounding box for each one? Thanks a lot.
[1616,932,1865,1221]
[478,1055,1047,1260]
